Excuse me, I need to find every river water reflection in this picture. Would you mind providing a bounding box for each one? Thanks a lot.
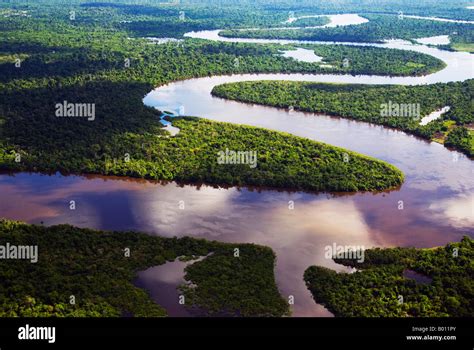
[1,13,473,317]
[0,171,472,316]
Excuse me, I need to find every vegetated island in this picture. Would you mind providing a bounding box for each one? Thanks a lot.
[220,14,474,53]
[0,104,404,192]
[304,236,473,317]
[0,16,411,192]
[0,219,289,317]
[212,80,474,157]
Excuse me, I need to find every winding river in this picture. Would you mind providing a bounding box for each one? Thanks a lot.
[1,13,473,317]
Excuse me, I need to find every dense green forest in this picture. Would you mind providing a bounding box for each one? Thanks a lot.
[0,39,446,81]
[0,6,412,192]
[0,0,472,320]
[3,0,473,25]
[283,16,329,27]
[0,13,447,78]
[2,1,472,50]
[180,245,290,316]
[0,219,288,317]
[307,44,445,76]
[304,236,474,317]
[212,80,474,157]
[221,14,474,52]
[0,111,404,192]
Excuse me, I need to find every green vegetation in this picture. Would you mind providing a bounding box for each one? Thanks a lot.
[0,0,472,319]
[6,0,471,34]
[0,15,407,192]
[304,237,474,317]
[220,14,474,52]
[0,298,118,317]
[0,219,288,317]
[284,16,330,27]
[180,245,290,316]
[450,42,474,53]
[212,80,474,157]
[0,112,404,192]
[0,1,420,192]
[445,126,474,155]
[300,44,445,76]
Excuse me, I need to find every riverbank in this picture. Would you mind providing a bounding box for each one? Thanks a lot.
[0,115,404,193]
[304,236,473,317]
[0,219,288,317]
[211,80,474,157]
